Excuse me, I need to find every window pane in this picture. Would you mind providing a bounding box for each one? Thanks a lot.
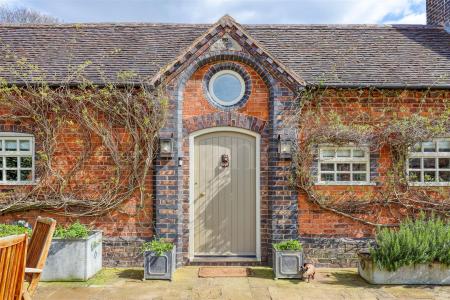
[353,149,365,157]
[353,173,367,181]
[321,149,334,158]
[337,173,351,181]
[0,158,2,168]
[423,158,436,169]
[19,140,30,151]
[0,171,2,181]
[412,143,422,152]
[337,163,350,171]
[320,163,334,171]
[6,170,17,181]
[212,73,243,103]
[321,173,334,181]
[5,140,17,151]
[409,171,421,182]
[20,170,32,181]
[20,157,32,168]
[352,163,367,171]
[439,158,450,169]
[423,141,435,152]
[336,149,351,157]
[409,158,421,169]
[439,171,450,182]
[6,157,17,168]
[423,171,436,182]
[0,141,2,151]
[438,140,450,152]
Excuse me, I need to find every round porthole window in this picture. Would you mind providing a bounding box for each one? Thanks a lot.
[208,70,245,106]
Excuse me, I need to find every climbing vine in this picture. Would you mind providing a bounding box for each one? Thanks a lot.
[291,86,450,227]
[0,53,168,217]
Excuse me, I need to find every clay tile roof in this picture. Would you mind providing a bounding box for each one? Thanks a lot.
[0,21,449,88]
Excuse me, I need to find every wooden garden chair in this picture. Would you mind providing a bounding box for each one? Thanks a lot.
[0,234,28,300]
[24,217,56,298]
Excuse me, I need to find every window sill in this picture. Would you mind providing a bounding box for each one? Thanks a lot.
[314,182,377,186]
[408,182,450,187]
[0,182,37,186]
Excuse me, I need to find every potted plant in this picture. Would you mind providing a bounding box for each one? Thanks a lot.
[0,222,32,237]
[273,239,303,279]
[41,221,102,281]
[358,215,450,285]
[142,238,176,280]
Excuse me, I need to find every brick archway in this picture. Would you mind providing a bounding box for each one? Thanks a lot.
[183,112,267,134]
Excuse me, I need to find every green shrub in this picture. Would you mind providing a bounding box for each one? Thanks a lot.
[141,239,174,256]
[370,214,450,271]
[0,223,32,237]
[273,239,303,251]
[54,221,89,239]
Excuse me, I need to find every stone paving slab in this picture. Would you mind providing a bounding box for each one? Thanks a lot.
[34,267,450,300]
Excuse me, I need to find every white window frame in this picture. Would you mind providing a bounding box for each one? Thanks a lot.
[0,132,35,185]
[208,70,245,107]
[407,138,450,186]
[316,145,373,185]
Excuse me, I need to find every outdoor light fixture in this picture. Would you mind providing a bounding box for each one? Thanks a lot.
[278,137,292,159]
[159,137,173,158]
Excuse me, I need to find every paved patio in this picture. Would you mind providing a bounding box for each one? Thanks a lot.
[35,267,450,300]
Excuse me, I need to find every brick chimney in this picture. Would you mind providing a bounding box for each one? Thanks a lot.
[426,0,449,30]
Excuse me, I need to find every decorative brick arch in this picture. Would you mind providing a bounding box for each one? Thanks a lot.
[155,48,299,267]
[183,112,266,134]
[175,50,277,105]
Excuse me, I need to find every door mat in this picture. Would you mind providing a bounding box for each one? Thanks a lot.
[198,267,252,278]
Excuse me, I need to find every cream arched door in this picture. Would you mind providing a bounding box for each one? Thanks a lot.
[193,130,257,257]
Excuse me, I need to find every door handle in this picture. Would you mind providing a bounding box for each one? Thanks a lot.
[199,192,205,197]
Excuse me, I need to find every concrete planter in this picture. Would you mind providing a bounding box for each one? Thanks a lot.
[143,246,176,280]
[41,231,102,281]
[358,252,450,285]
[273,249,303,279]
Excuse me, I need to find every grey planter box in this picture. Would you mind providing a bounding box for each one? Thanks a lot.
[41,231,102,281]
[273,249,303,279]
[144,246,176,280]
[358,252,450,285]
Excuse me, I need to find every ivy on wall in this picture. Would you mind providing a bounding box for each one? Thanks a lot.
[0,51,168,217]
[290,87,450,226]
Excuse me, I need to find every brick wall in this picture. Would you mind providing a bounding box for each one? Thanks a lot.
[0,108,153,267]
[298,88,450,265]
[427,0,450,26]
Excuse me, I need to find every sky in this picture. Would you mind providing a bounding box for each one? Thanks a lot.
[0,0,427,24]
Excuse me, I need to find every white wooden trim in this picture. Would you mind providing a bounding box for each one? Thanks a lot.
[188,127,261,261]
[407,138,450,185]
[208,70,246,106]
[0,132,35,185]
[317,146,370,184]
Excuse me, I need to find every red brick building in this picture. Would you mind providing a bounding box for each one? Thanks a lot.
[0,1,449,267]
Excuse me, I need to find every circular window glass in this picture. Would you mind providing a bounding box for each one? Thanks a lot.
[209,70,245,106]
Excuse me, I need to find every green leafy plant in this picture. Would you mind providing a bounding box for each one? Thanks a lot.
[141,239,174,256]
[273,239,303,251]
[370,214,450,271]
[53,221,89,239]
[0,223,32,237]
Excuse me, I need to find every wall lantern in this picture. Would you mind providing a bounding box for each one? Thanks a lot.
[278,136,292,159]
[159,137,174,158]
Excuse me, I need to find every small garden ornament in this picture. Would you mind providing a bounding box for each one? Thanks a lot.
[300,263,316,282]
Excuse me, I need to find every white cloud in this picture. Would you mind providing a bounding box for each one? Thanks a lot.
[0,0,21,5]
[388,12,426,24]
[4,0,428,24]
[339,0,425,24]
